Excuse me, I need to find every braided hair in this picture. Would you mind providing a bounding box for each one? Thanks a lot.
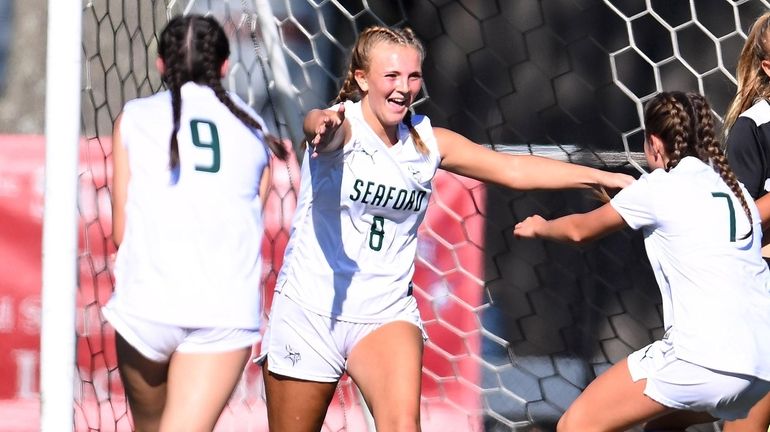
[157,14,288,174]
[335,26,429,154]
[644,91,754,231]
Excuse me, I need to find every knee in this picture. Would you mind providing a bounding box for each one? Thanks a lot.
[723,419,770,432]
[556,414,571,432]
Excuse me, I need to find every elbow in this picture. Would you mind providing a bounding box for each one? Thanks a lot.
[562,228,594,245]
[571,237,592,246]
[565,234,587,245]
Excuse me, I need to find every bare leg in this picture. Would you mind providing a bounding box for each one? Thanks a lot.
[114,333,168,432]
[346,321,423,432]
[159,347,251,431]
[263,360,338,432]
[723,392,770,432]
[557,358,674,432]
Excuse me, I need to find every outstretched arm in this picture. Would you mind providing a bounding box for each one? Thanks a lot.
[303,103,349,156]
[513,203,628,244]
[435,127,633,192]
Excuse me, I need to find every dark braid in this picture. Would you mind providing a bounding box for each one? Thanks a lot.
[645,91,754,231]
[688,92,754,228]
[158,18,188,170]
[157,14,288,174]
[661,93,695,171]
[336,26,429,155]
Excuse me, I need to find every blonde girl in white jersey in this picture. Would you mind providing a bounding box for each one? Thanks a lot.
[103,14,288,431]
[260,25,634,432]
[514,91,770,432]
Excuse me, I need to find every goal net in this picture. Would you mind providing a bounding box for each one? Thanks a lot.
[67,0,770,431]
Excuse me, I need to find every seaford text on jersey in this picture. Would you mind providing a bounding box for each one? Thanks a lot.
[349,179,427,212]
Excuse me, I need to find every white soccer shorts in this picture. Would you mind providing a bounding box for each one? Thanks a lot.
[102,305,261,362]
[628,335,770,421]
[256,292,425,382]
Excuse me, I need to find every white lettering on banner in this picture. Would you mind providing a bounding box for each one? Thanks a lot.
[19,296,40,335]
[14,350,37,399]
[0,296,13,332]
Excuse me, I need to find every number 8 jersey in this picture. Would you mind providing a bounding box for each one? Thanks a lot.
[276,100,441,322]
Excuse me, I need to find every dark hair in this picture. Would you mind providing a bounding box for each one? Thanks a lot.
[644,91,753,230]
[157,14,288,173]
[335,26,429,154]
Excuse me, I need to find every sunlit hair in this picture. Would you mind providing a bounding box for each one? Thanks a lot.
[157,14,288,175]
[335,26,429,154]
[723,12,770,136]
[645,91,753,231]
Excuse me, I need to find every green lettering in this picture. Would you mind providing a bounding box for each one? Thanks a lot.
[349,179,364,201]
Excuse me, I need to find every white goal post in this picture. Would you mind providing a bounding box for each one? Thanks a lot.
[40,0,82,430]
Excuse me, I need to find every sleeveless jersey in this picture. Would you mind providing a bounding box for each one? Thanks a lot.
[276,100,441,322]
[611,157,770,380]
[108,82,270,329]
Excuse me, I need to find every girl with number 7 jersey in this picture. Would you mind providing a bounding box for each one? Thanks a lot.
[514,91,770,432]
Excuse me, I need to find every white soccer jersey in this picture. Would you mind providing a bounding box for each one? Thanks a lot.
[611,156,770,380]
[108,82,270,329]
[276,100,441,322]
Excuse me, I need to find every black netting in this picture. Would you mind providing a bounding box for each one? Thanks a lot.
[78,1,768,430]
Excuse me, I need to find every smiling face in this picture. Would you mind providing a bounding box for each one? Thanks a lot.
[355,42,423,144]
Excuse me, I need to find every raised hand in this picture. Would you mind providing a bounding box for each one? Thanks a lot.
[308,103,346,158]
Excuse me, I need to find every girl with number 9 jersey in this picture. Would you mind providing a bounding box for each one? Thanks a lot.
[103,14,288,431]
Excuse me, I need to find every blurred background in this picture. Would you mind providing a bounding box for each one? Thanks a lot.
[0,0,45,133]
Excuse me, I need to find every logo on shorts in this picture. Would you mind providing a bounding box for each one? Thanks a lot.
[284,345,301,366]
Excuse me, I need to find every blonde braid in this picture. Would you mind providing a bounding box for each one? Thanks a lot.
[724,12,770,136]
[404,110,428,154]
[335,69,361,104]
